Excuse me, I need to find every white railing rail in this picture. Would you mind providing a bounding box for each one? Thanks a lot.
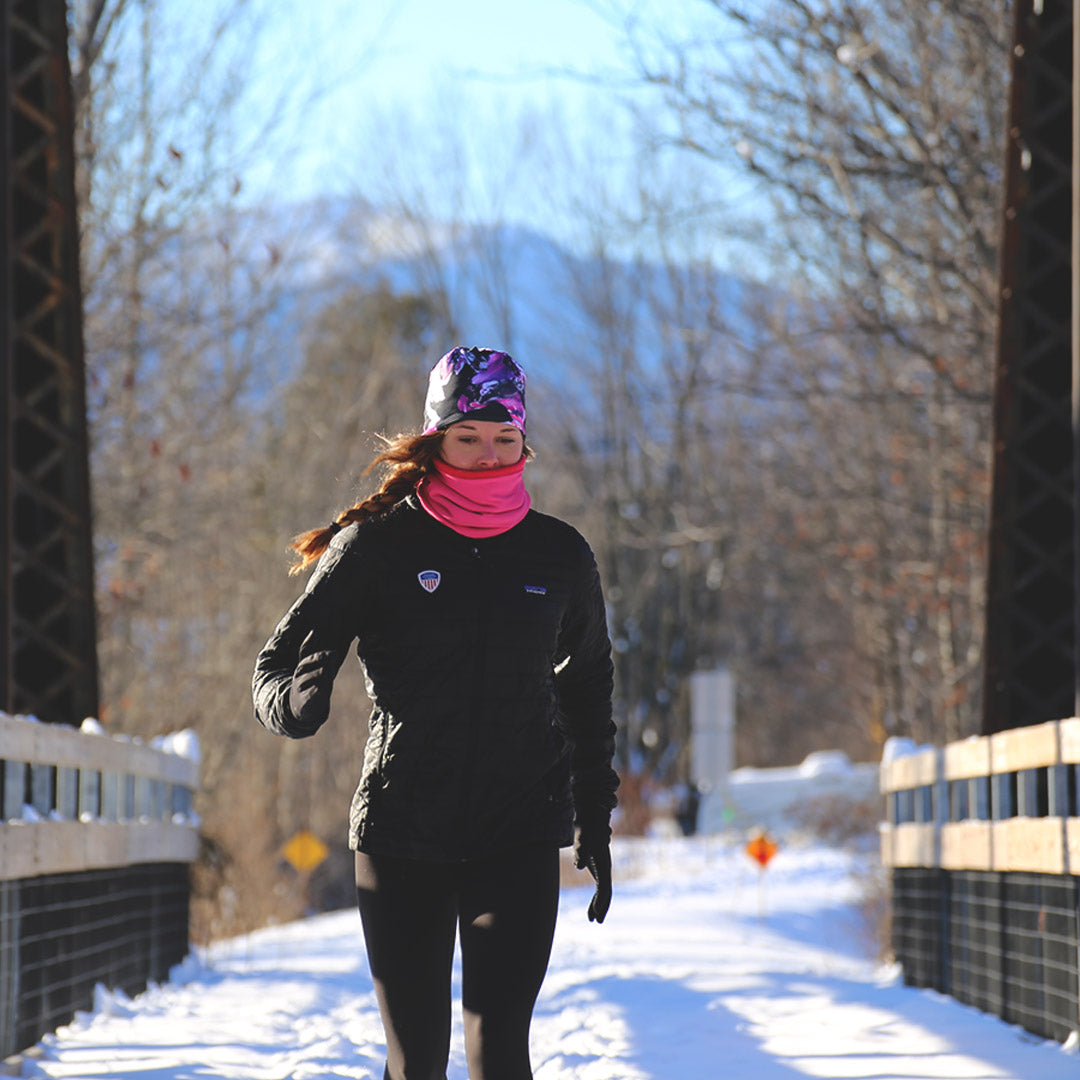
[0,713,200,880]
[879,717,1080,875]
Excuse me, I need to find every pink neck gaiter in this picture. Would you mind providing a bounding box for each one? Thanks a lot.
[417,458,531,538]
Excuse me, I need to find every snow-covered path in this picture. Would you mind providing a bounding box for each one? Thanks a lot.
[22,837,1079,1080]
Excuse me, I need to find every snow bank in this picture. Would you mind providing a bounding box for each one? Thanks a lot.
[699,749,880,835]
[798,749,855,777]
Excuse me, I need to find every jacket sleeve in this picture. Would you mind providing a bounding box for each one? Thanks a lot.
[253,539,359,739]
[553,539,619,827]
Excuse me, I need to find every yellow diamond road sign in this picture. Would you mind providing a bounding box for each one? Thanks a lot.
[282,830,329,873]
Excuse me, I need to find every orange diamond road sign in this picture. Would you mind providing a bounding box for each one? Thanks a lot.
[745,833,779,869]
[282,830,329,873]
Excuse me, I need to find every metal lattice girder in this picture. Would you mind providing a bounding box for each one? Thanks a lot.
[1,0,98,726]
[983,0,1075,734]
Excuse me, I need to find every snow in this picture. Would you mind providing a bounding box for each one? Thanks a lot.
[797,749,854,777]
[21,836,1078,1080]
[731,750,865,785]
[704,753,879,835]
[150,728,201,763]
[881,735,930,764]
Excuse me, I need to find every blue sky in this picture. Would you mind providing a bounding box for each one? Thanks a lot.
[355,0,629,98]
[173,0,748,265]
[247,0,642,205]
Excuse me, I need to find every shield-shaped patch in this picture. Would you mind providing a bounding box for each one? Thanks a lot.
[417,569,441,593]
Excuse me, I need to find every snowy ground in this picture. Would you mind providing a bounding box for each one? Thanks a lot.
[21,835,1080,1080]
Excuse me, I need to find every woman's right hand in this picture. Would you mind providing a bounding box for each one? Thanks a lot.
[288,633,337,726]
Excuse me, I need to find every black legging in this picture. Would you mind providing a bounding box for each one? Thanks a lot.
[355,843,560,1080]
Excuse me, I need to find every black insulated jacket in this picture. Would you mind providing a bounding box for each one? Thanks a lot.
[253,496,618,862]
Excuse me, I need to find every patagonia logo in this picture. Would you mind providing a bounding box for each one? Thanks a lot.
[524,584,547,596]
[417,570,441,593]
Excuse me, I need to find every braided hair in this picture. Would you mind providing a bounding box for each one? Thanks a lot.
[287,431,444,575]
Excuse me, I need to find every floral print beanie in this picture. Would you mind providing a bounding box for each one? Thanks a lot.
[422,346,527,434]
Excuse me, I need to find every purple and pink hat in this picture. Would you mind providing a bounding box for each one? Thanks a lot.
[422,346,526,434]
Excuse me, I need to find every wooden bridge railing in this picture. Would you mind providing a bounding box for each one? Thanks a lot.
[880,717,1080,1045]
[0,712,199,1060]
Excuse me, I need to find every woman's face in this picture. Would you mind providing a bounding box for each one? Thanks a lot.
[440,420,524,470]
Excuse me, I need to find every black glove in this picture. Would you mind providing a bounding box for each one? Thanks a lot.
[574,820,612,923]
[288,643,336,728]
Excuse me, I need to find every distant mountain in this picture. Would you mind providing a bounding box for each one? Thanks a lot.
[229,194,763,381]
[84,193,766,411]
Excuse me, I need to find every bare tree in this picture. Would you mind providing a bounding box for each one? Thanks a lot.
[68,0,375,933]
[347,88,565,352]
[602,0,1010,746]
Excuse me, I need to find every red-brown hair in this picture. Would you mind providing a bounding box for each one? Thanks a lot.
[287,431,444,575]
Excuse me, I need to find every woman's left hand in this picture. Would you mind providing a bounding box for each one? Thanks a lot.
[574,826,612,923]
